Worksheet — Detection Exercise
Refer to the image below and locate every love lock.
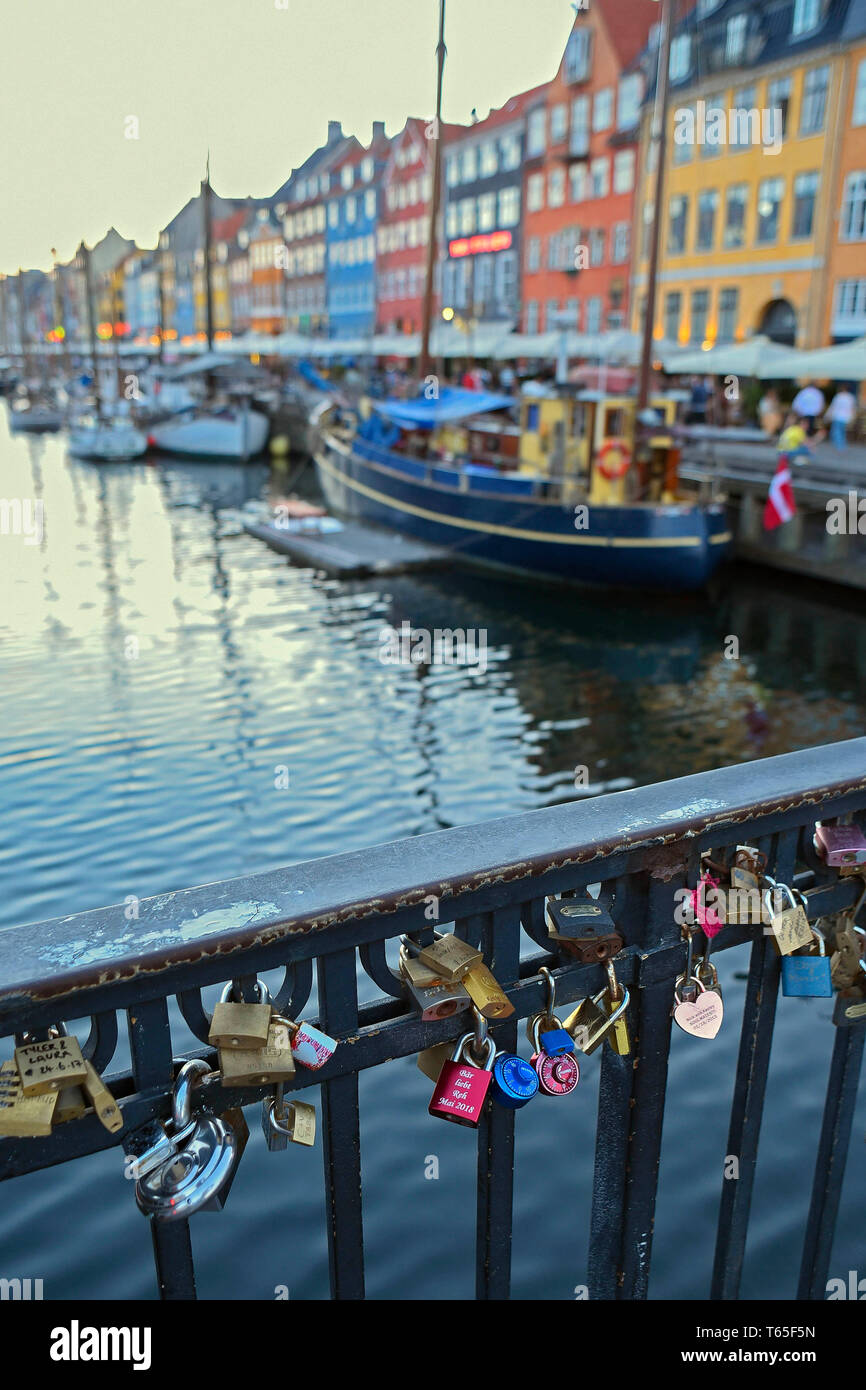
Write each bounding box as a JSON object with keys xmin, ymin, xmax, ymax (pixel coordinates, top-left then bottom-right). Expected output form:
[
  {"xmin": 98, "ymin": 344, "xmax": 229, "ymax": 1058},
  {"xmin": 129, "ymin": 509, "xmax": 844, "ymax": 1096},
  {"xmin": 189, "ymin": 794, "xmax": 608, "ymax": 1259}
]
[{"xmin": 135, "ymin": 1059, "xmax": 246, "ymax": 1221}]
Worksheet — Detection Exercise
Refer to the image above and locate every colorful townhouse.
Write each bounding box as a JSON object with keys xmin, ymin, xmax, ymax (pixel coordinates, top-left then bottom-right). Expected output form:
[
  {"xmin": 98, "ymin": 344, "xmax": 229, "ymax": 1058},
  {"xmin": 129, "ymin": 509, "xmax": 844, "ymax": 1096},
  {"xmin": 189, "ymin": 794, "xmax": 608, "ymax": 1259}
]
[
  {"xmin": 159, "ymin": 185, "xmax": 242, "ymax": 343},
  {"xmin": 281, "ymin": 121, "xmax": 354, "ymax": 336},
  {"xmin": 247, "ymin": 208, "xmax": 287, "ymax": 336},
  {"xmin": 631, "ymin": 0, "xmax": 859, "ymax": 351},
  {"xmin": 325, "ymin": 123, "xmax": 391, "ymax": 340},
  {"xmin": 123, "ymin": 248, "xmax": 161, "ymax": 344},
  {"xmin": 825, "ymin": 0, "xmax": 866, "ymax": 342},
  {"xmin": 376, "ymin": 115, "xmax": 464, "ymax": 337},
  {"xmin": 521, "ymin": 0, "xmax": 659, "ymax": 338},
  {"xmin": 441, "ymin": 88, "xmax": 542, "ymax": 328},
  {"xmin": 227, "ymin": 230, "xmax": 252, "ymax": 337}
]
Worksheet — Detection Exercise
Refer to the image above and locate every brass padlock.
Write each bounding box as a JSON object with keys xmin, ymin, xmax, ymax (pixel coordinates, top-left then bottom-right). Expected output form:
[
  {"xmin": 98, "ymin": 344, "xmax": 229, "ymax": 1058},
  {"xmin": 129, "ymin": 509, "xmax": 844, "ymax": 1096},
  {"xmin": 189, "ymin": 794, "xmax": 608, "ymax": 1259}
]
[
  {"xmin": 399, "ymin": 941, "xmax": 472, "ymax": 1021},
  {"xmin": 416, "ymin": 1040, "xmax": 455, "ymax": 1083},
  {"xmin": 830, "ymin": 915, "xmax": 866, "ymax": 989},
  {"xmin": 0, "ymin": 1061, "xmax": 58, "ymax": 1136},
  {"xmin": 14, "ymin": 1035, "xmax": 89, "ymax": 1095},
  {"xmin": 603, "ymin": 959, "xmax": 631, "ymax": 1056},
  {"xmin": 417, "ymin": 933, "xmax": 482, "ymax": 982},
  {"xmin": 268, "ymin": 1097, "xmax": 316, "ymax": 1148},
  {"xmin": 763, "ymin": 883, "xmax": 813, "ymax": 956},
  {"xmin": 460, "ymin": 960, "xmax": 515, "ymax": 1019},
  {"xmin": 219, "ymin": 1016, "xmax": 296, "ymax": 1086},
  {"xmin": 54, "ymin": 1085, "xmax": 88, "ymax": 1124},
  {"xmin": 82, "ymin": 1060, "xmax": 123, "ymax": 1133},
  {"xmin": 209, "ymin": 980, "xmax": 272, "ymax": 1050},
  {"xmin": 563, "ymin": 987, "xmax": 630, "ymax": 1055},
  {"xmin": 833, "ymin": 983, "xmax": 866, "ymax": 1027}
]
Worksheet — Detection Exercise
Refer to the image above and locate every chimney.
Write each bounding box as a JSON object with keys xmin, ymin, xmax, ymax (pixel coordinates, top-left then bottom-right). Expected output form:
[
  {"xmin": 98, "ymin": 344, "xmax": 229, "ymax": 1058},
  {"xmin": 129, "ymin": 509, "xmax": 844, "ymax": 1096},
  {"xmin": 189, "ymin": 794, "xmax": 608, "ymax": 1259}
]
[
  {"xmin": 327, "ymin": 120, "xmax": 343, "ymax": 144},
  {"xmin": 372, "ymin": 120, "xmax": 386, "ymax": 142}
]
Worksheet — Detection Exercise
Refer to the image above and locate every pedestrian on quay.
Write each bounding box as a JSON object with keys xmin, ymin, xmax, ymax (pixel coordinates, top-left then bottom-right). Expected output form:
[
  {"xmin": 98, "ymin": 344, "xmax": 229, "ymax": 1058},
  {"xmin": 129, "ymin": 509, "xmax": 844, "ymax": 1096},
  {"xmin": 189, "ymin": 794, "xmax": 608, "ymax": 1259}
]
[
  {"xmin": 778, "ymin": 411, "xmax": 813, "ymax": 466},
  {"xmin": 824, "ymin": 384, "xmax": 857, "ymax": 450},
  {"xmin": 791, "ymin": 381, "xmax": 825, "ymax": 438},
  {"xmin": 758, "ymin": 387, "xmax": 783, "ymax": 438}
]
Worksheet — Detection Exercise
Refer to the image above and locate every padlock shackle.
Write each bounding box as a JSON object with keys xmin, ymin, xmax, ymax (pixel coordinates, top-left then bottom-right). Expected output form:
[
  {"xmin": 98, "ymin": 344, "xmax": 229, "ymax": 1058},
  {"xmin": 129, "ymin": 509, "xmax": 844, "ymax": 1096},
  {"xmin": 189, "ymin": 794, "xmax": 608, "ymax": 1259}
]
[
  {"xmin": 220, "ymin": 979, "xmax": 271, "ymax": 1006},
  {"xmin": 455, "ymin": 1031, "xmax": 496, "ymax": 1072},
  {"xmin": 170, "ymin": 1058, "xmax": 210, "ymax": 1131}
]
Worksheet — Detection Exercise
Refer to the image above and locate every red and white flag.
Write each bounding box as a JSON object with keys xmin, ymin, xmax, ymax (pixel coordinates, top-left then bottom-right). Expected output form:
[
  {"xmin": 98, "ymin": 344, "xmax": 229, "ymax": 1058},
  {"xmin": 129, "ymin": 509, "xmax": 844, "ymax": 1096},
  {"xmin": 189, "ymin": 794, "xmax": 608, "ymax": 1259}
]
[{"xmin": 763, "ymin": 454, "xmax": 796, "ymax": 530}]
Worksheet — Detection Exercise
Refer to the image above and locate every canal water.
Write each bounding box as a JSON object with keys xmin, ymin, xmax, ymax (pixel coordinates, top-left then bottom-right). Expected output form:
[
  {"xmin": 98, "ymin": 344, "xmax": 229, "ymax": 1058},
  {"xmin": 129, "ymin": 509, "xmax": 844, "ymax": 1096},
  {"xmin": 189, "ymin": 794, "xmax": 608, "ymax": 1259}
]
[{"xmin": 1, "ymin": 415, "xmax": 864, "ymax": 1300}]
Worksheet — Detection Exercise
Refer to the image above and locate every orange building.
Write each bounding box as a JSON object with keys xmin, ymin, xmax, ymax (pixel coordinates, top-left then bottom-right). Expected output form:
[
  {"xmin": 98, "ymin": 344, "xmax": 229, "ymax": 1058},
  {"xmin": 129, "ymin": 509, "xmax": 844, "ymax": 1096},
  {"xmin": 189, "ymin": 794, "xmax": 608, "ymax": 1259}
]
[
  {"xmin": 825, "ymin": 20, "xmax": 866, "ymax": 343},
  {"xmin": 249, "ymin": 209, "xmax": 287, "ymax": 336},
  {"xmin": 520, "ymin": 0, "xmax": 659, "ymax": 337}
]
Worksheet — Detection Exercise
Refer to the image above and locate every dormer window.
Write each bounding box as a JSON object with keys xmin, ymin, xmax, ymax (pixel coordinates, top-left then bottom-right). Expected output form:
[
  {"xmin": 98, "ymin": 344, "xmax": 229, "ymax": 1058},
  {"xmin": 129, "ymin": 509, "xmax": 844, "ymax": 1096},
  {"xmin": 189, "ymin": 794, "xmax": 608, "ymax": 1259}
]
[
  {"xmin": 725, "ymin": 13, "xmax": 747, "ymax": 64},
  {"xmin": 792, "ymin": 0, "xmax": 821, "ymax": 38},
  {"xmin": 669, "ymin": 35, "xmax": 691, "ymax": 81},
  {"xmin": 696, "ymin": 0, "xmax": 722, "ymax": 14},
  {"xmin": 341, "ymin": 165, "xmax": 354, "ymax": 190},
  {"xmin": 564, "ymin": 29, "xmax": 592, "ymax": 83}
]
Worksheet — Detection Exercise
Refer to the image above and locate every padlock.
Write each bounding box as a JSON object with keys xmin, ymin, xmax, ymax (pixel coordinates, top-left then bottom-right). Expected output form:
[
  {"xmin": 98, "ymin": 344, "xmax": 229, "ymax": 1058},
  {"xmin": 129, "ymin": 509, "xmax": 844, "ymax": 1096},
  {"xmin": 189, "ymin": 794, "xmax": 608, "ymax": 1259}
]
[
  {"xmin": 491, "ymin": 1052, "xmax": 539, "ymax": 1109},
  {"xmin": 54, "ymin": 1085, "xmax": 88, "ymax": 1124},
  {"xmin": 417, "ymin": 932, "xmax": 482, "ymax": 982},
  {"xmin": 82, "ymin": 1060, "xmax": 123, "ymax": 1133},
  {"xmin": 267, "ymin": 1098, "xmax": 316, "ymax": 1148},
  {"xmin": 830, "ymin": 916, "xmax": 866, "ymax": 989},
  {"xmin": 208, "ymin": 980, "xmax": 272, "ymax": 1050},
  {"xmin": 0, "ymin": 1060, "xmax": 57, "ymax": 1136},
  {"xmin": 545, "ymin": 897, "xmax": 624, "ymax": 963},
  {"xmin": 563, "ymin": 987, "xmax": 630, "ymax": 1055},
  {"xmin": 781, "ymin": 927, "xmax": 833, "ymax": 997},
  {"xmin": 529, "ymin": 1017, "xmax": 580, "ymax": 1097},
  {"xmin": 603, "ymin": 959, "xmax": 631, "ymax": 1055},
  {"xmin": 763, "ymin": 882, "xmax": 813, "ymax": 956},
  {"xmin": 460, "ymin": 960, "xmax": 515, "ymax": 1019},
  {"xmin": 135, "ymin": 1060, "xmax": 243, "ymax": 1220},
  {"xmin": 814, "ymin": 823, "xmax": 866, "ymax": 866},
  {"xmin": 832, "ymin": 984, "xmax": 866, "ymax": 1027},
  {"xmin": 399, "ymin": 941, "xmax": 472, "ymax": 1021},
  {"xmin": 124, "ymin": 1115, "xmax": 197, "ymax": 1181},
  {"xmin": 289, "ymin": 1020, "xmax": 338, "ymax": 1070},
  {"xmin": 14, "ymin": 1035, "xmax": 89, "ymax": 1095},
  {"xmin": 428, "ymin": 1032, "xmax": 496, "ymax": 1127},
  {"xmin": 416, "ymin": 1040, "xmax": 455, "ymax": 1083},
  {"xmin": 220, "ymin": 1016, "xmax": 296, "ymax": 1086},
  {"xmin": 672, "ymin": 975, "xmax": 723, "ymax": 1039}
]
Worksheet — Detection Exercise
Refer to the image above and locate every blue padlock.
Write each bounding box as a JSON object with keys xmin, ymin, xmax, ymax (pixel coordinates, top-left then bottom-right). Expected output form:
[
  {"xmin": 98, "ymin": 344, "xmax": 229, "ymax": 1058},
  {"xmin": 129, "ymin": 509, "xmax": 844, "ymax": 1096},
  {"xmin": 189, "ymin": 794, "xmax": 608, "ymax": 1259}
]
[
  {"xmin": 781, "ymin": 928, "xmax": 833, "ymax": 997},
  {"xmin": 539, "ymin": 1021, "xmax": 575, "ymax": 1056},
  {"xmin": 491, "ymin": 1052, "xmax": 539, "ymax": 1108}
]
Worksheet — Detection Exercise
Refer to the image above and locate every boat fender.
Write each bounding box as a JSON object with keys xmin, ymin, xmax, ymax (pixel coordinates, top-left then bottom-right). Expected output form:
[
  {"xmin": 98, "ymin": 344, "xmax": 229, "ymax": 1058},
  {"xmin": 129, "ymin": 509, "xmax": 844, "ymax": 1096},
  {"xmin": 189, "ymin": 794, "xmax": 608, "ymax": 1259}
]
[{"xmin": 597, "ymin": 438, "xmax": 631, "ymax": 480}]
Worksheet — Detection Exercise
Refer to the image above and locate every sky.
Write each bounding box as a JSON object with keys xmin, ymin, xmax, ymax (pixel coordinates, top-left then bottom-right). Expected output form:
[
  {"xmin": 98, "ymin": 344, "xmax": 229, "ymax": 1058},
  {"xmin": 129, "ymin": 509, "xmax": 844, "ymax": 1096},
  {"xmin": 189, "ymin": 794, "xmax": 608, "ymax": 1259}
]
[{"xmin": 0, "ymin": 0, "xmax": 577, "ymax": 274}]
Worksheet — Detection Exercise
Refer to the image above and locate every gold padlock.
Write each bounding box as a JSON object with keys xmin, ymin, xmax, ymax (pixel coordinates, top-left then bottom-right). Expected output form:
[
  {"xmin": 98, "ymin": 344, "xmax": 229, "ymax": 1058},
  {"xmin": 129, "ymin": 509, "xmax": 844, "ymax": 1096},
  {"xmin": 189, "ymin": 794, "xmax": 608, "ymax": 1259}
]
[
  {"xmin": 603, "ymin": 959, "xmax": 631, "ymax": 1056},
  {"xmin": 209, "ymin": 981, "xmax": 272, "ymax": 1049},
  {"xmin": 283, "ymin": 1100, "xmax": 316, "ymax": 1147},
  {"xmin": 763, "ymin": 883, "xmax": 813, "ymax": 956},
  {"xmin": 562, "ymin": 994, "xmax": 609, "ymax": 1054},
  {"xmin": 460, "ymin": 960, "xmax": 515, "ymax": 1019},
  {"xmin": 82, "ymin": 1060, "xmax": 123, "ymax": 1133},
  {"xmin": 219, "ymin": 1017, "xmax": 296, "ymax": 1086},
  {"xmin": 417, "ymin": 933, "xmax": 482, "ymax": 982},
  {"xmin": 14, "ymin": 1036, "xmax": 89, "ymax": 1095},
  {"xmin": 416, "ymin": 1040, "xmax": 454, "ymax": 1083},
  {"xmin": 0, "ymin": 1061, "xmax": 58, "ymax": 1136},
  {"xmin": 54, "ymin": 1085, "xmax": 88, "ymax": 1124}
]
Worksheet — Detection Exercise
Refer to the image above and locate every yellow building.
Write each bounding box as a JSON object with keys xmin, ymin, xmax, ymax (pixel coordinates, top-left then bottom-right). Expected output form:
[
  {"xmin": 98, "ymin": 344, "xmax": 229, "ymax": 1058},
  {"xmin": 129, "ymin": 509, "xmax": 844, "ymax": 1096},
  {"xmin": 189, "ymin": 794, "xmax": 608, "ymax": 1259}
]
[{"xmin": 631, "ymin": 0, "xmax": 860, "ymax": 351}]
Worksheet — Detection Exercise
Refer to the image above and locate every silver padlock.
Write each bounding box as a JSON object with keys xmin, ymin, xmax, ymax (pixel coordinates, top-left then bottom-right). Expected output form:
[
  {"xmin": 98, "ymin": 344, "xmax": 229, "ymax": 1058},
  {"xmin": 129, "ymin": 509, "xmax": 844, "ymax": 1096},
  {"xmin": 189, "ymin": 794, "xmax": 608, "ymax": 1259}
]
[
  {"xmin": 124, "ymin": 1115, "xmax": 197, "ymax": 1181},
  {"xmin": 135, "ymin": 1060, "xmax": 244, "ymax": 1221},
  {"xmin": 398, "ymin": 938, "xmax": 472, "ymax": 1021}
]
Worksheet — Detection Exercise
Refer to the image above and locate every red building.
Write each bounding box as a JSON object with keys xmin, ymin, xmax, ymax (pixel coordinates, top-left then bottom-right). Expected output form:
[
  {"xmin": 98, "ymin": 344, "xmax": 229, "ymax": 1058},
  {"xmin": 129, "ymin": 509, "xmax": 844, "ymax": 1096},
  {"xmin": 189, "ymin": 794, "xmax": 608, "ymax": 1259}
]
[
  {"xmin": 376, "ymin": 116, "xmax": 464, "ymax": 338},
  {"xmin": 520, "ymin": 0, "xmax": 658, "ymax": 338}
]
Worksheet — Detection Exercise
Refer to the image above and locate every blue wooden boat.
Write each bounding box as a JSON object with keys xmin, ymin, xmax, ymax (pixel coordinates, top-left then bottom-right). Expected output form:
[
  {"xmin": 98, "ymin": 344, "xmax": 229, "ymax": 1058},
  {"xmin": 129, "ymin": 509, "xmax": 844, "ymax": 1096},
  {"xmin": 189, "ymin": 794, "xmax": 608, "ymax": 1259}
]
[{"xmin": 313, "ymin": 388, "xmax": 730, "ymax": 591}]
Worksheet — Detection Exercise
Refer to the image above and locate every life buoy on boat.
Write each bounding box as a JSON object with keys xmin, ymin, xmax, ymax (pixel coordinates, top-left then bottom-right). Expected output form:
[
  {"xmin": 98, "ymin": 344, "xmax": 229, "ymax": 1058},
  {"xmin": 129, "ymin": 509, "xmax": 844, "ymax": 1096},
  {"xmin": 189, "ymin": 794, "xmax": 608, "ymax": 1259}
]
[{"xmin": 597, "ymin": 438, "xmax": 631, "ymax": 480}]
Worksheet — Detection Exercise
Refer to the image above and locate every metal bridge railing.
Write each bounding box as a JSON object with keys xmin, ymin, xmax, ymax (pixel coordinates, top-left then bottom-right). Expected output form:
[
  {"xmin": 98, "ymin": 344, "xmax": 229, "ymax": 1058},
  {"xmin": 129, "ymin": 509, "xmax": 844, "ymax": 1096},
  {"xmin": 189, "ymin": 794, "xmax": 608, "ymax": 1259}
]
[{"xmin": 1, "ymin": 738, "xmax": 864, "ymax": 1300}]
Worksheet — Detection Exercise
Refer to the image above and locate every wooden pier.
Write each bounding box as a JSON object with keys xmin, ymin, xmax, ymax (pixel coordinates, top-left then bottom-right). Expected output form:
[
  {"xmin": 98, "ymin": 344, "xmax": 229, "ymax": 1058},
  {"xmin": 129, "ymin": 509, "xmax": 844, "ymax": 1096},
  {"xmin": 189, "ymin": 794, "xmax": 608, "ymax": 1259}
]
[{"xmin": 243, "ymin": 515, "xmax": 449, "ymax": 579}]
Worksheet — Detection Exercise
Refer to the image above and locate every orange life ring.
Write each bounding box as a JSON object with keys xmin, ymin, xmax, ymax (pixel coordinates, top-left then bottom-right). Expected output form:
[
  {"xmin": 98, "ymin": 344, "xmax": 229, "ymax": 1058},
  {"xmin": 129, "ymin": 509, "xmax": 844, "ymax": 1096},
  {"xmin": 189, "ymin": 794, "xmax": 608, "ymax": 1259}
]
[{"xmin": 597, "ymin": 438, "xmax": 631, "ymax": 480}]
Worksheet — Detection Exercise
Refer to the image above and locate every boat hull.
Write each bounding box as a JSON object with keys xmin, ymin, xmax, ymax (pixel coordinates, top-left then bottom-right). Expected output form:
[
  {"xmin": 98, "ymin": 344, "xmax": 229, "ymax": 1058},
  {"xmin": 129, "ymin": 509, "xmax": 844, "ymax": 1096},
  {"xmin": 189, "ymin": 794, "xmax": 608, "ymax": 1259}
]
[
  {"xmin": 314, "ymin": 431, "xmax": 731, "ymax": 591},
  {"xmin": 9, "ymin": 410, "xmax": 63, "ymax": 433},
  {"xmin": 67, "ymin": 425, "xmax": 148, "ymax": 461},
  {"xmin": 149, "ymin": 409, "xmax": 269, "ymax": 460}
]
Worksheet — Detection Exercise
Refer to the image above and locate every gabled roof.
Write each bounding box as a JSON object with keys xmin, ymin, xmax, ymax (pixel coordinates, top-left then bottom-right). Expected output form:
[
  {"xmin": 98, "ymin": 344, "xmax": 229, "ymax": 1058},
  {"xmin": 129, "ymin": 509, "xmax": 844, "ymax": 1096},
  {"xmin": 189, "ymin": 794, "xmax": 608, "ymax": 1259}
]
[
  {"xmin": 449, "ymin": 82, "xmax": 549, "ymax": 143},
  {"xmin": 593, "ymin": 0, "xmax": 663, "ymax": 68}
]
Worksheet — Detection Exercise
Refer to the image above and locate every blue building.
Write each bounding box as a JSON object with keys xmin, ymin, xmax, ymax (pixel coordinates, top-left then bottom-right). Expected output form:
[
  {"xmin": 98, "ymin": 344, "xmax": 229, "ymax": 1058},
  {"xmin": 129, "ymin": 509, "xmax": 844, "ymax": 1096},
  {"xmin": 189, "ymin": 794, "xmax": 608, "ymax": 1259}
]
[{"xmin": 325, "ymin": 125, "xmax": 390, "ymax": 340}]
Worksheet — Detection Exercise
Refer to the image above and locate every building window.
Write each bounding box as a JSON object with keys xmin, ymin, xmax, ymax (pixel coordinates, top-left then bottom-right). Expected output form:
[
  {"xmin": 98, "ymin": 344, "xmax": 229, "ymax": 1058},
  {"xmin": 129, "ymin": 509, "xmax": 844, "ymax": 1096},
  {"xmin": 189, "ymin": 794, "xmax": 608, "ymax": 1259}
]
[
  {"xmin": 696, "ymin": 189, "xmax": 718, "ymax": 250},
  {"xmin": 669, "ymin": 35, "xmax": 691, "ymax": 82},
  {"xmin": 458, "ymin": 197, "xmax": 476, "ymax": 235},
  {"xmin": 841, "ymin": 172, "xmax": 866, "ymax": 240},
  {"xmin": 527, "ymin": 172, "xmax": 545, "ymax": 212},
  {"xmin": 613, "ymin": 149, "xmax": 635, "ymax": 194},
  {"xmin": 446, "ymin": 156, "xmax": 460, "ymax": 187},
  {"xmin": 446, "ymin": 204, "xmax": 458, "ymax": 237},
  {"xmin": 361, "ymin": 157, "xmax": 374, "ymax": 182},
  {"xmin": 673, "ymin": 104, "xmax": 694, "ymax": 163},
  {"xmin": 480, "ymin": 141, "xmax": 498, "ymax": 176},
  {"xmin": 729, "ymin": 88, "xmax": 758, "ymax": 148},
  {"xmin": 462, "ymin": 146, "xmax": 478, "ymax": 182},
  {"xmin": 475, "ymin": 255, "xmax": 495, "ymax": 307},
  {"xmin": 478, "ymin": 191, "xmax": 496, "ymax": 231},
  {"xmin": 525, "ymin": 300, "xmax": 539, "ymax": 333},
  {"xmin": 612, "ymin": 222, "xmax": 630, "ymax": 263},
  {"xmin": 854, "ymin": 59, "xmax": 866, "ymax": 126},
  {"xmin": 328, "ymin": 202, "xmax": 338, "ymax": 228},
  {"xmin": 592, "ymin": 88, "xmax": 613, "ymax": 132},
  {"xmin": 550, "ymin": 104, "xmax": 568, "ymax": 142},
  {"xmin": 641, "ymin": 201, "xmax": 653, "ymax": 260},
  {"xmin": 548, "ymin": 168, "xmax": 565, "ymax": 208},
  {"xmin": 527, "ymin": 236, "xmax": 541, "ymax": 272},
  {"xmin": 589, "ymin": 228, "xmax": 605, "ymax": 266},
  {"xmin": 341, "ymin": 165, "xmax": 354, "ymax": 189},
  {"xmin": 345, "ymin": 196, "xmax": 356, "ymax": 225},
  {"xmin": 800, "ymin": 66, "xmax": 829, "ymax": 135},
  {"xmin": 690, "ymin": 289, "xmax": 710, "ymax": 344},
  {"xmin": 617, "ymin": 74, "xmax": 642, "ymax": 130},
  {"xmin": 664, "ymin": 291, "xmax": 682, "ymax": 342},
  {"xmin": 365, "ymin": 190, "xmax": 376, "ymax": 219},
  {"xmin": 791, "ymin": 171, "xmax": 818, "ymax": 238},
  {"xmin": 833, "ymin": 278, "xmax": 866, "ymax": 329},
  {"xmin": 792, "ymin": 0, "xmax": 821, "ymax": 38},
  {"xmin": 498, "ymin": 185, "xmax": 520, "ymax": 226},
  {"xmin": 565, "ymin": 29, "xmax": 592, "ymax": 83},
  {"xmin": 527, "ymin": 108, "xmax": 546, "ymax": 156},
  {"xmin": 725, "ymin": 14, "xmax": 747, "ymax": 65},
  {"xmin": 586, "ymin": 296, "xmax": 602, "ymax": 334},
  {"xmin": 569, "ymin": 161, "xmax": 588, "ymax": 202},
  {"xmin": 716, "ymin": 288, "xmax": 738, "ymax": 342},
  {"xmin": 667, "ymin": 194, "xmax": 689, "ymax": 254},
  {"xmin": 590, "ymin": 157, "xmax": 609, "ymax": 198},
  {"xmin": 701, "ymin": 95, "xmax": 725, "ymax": 157},
  {"xmin": 545, "ymin": 299, "xmax": 559, "ymax": 331},
  {"xmin": 500, "ymin": 134, "xmax": 521, "ymax": 170},
  {"xmin": 767, "ymin": 76, "xmax": 791, "ymax": 137},
  {"xmin": 756, "ymin": 177, "xmax": 784, "ymax": 242},
  {"xmin": 724, "ymin": 183, "xmax": 749, "ymax": 247}
]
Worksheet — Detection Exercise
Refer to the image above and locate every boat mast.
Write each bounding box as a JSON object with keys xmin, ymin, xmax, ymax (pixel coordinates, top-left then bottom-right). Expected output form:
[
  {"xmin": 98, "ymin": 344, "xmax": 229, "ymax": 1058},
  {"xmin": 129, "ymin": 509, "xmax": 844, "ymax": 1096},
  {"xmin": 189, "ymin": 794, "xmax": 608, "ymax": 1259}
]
[
  {"xmin": 636, "ymin": 0, "xmax": 674, "ymax": 413},
  {"xmin": 203, "ymin": 154, "xmax": 215, "ymax": 354},
  {"xmin": 16, "ymin": 268, "xmax": 30, "ymax": 382},
  {"xmin": 79, "ymin": 241, "xmax": 103, "ymax": 417},
  {"xmin": 419, "ymin": 0, "xmax": 446, "ymax": 382},
  {"xmin": 157, "ymin": 250, "xmax": 167, "ymax": 364}
]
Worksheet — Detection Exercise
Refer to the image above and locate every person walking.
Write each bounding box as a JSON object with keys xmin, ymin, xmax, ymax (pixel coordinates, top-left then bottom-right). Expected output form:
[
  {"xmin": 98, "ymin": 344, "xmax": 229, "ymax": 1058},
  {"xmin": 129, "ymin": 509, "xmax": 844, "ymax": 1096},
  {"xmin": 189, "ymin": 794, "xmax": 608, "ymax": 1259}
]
[
  {"xmin": 791, "ymin": 382, "xmax": 825, "ymax": 437},
  {"xmin": 824, "ymin": 385, "xmax": 857, "ymax": 449}
]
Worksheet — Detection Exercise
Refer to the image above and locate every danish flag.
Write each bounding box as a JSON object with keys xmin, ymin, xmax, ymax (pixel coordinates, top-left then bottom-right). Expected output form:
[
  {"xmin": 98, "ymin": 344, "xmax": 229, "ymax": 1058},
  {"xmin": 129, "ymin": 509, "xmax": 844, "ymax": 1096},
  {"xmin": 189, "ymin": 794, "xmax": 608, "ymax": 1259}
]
[{"xmin": 763, "ymin": 455, "xmax": 796, "ymax": 530}]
